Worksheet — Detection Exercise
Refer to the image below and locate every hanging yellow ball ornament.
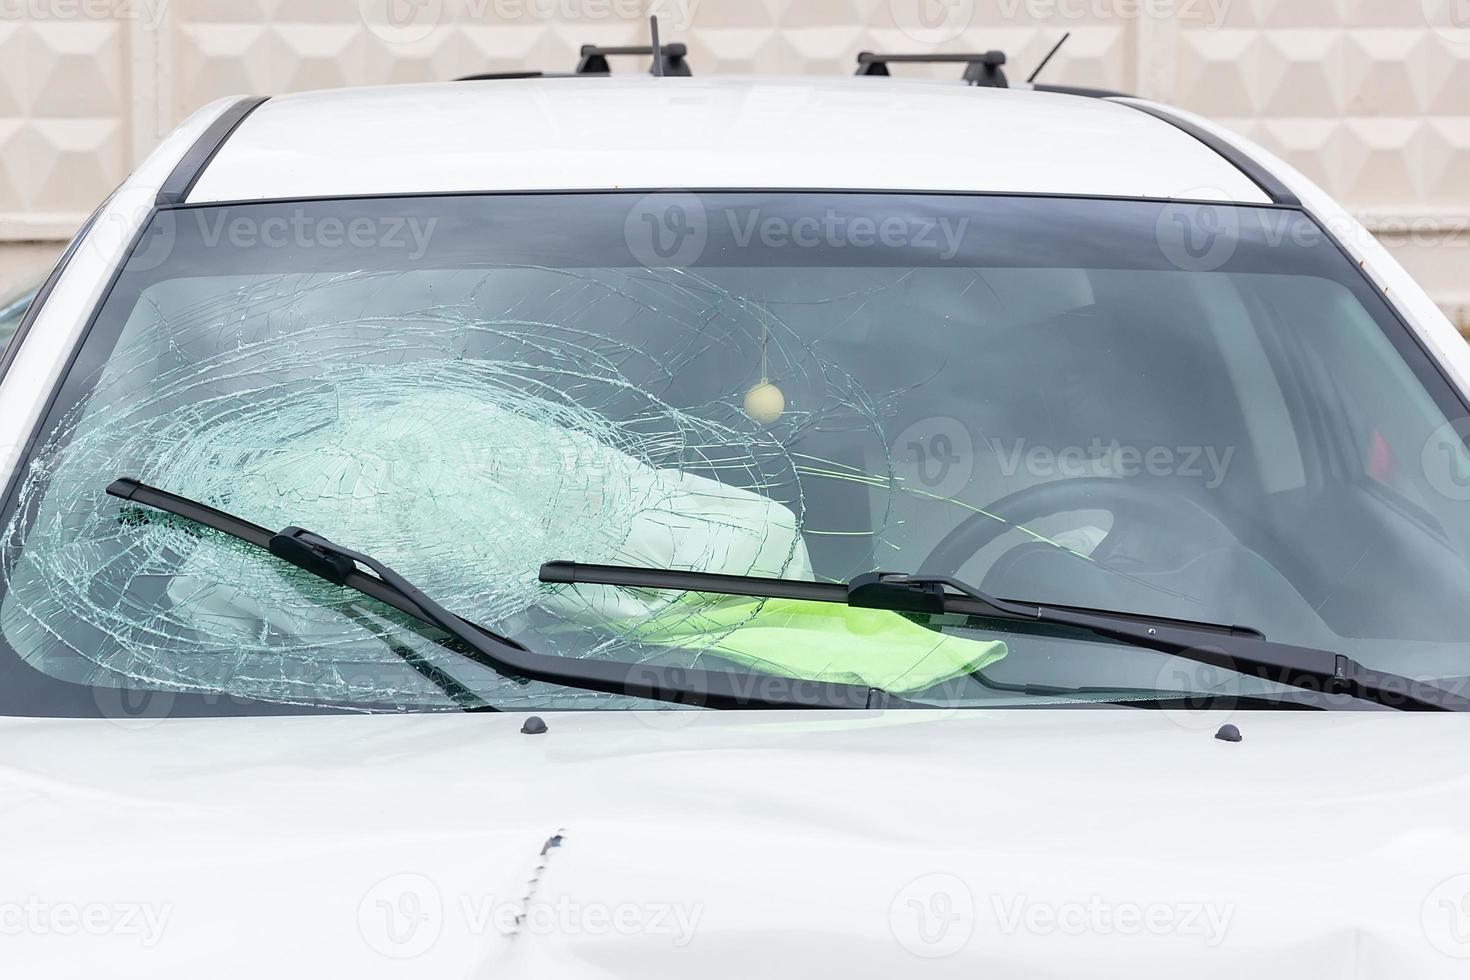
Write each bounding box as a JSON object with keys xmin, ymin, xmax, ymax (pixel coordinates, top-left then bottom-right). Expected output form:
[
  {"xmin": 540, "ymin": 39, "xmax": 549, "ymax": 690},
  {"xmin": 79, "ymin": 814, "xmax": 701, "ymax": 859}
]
[{"xmin": 743, "ymin": 381, "xmax": 785, "ymax": 425}]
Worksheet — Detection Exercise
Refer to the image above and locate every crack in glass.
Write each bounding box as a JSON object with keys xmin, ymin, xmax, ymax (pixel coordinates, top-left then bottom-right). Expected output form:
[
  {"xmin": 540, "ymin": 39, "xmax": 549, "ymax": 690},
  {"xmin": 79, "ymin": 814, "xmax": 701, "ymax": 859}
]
[{"xmin": 0, "ymin": 264, "xmax": 1002, "ymax": 709}]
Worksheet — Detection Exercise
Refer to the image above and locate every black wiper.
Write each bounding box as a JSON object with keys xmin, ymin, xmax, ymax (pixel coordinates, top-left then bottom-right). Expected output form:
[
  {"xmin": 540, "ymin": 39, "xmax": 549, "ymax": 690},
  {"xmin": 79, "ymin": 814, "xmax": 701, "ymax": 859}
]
[
  {"xmin": 540, "ymin": 561, "xmax": 1470, "ymax": 712},
  {"xmin": 106, "ymin": 478, "xmax": 913, "ymax": 711}
]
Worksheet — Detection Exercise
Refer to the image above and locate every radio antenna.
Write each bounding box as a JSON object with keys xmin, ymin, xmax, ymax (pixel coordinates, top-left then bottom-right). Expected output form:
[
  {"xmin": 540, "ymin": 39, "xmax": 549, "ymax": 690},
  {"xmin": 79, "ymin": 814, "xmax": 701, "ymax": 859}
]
[
  {"xmin": 1026, "ymin": 32, "xmax": 1071, "ymax": 84},
  {"xmin": 649, "ymin": 15, "xmax": 664, "ymax": 77}
]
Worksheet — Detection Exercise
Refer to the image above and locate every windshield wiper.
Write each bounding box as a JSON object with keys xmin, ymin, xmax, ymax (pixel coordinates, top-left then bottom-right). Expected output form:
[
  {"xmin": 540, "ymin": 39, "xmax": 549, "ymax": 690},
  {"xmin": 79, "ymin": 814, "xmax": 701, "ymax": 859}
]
[
  {"xmin": 106, "ymin": 478, "xmax": 915, "ymax": 711},
  {"xmin": 540, "ymin": 561, "xmax": 1470, "ymax": 712}
]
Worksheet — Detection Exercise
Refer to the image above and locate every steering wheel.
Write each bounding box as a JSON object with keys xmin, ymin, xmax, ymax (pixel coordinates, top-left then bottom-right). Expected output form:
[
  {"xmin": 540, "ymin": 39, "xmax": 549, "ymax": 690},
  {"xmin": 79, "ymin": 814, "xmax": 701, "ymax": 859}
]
[{"xmin": 920, "ymin": 477, "xmax": 1240, "ymax": 578}]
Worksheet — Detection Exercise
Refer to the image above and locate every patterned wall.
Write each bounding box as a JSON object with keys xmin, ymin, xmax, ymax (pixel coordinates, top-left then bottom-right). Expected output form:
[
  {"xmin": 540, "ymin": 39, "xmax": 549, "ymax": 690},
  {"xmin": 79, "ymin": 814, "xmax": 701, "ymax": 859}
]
[{"xmin": 1, "ymin": 0, "xmax": 1466, "ymax": 325}]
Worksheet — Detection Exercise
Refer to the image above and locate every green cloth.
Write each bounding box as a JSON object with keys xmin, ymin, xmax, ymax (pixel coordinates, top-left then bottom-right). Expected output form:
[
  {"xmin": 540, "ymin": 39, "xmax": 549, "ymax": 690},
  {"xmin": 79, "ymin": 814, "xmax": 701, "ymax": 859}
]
[{"xmin": 616, "ymin": 594, "xmax": 1007, "ymax": 695}]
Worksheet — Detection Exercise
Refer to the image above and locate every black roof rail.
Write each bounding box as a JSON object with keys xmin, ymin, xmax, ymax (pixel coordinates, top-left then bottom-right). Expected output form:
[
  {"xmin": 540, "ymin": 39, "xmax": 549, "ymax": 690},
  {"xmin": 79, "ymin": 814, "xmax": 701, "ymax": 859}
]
[
  {"xmin": 156, "ymin": 95, "xmax": 269, "ymax": 205},
  {"xmin": 856, "ymin": 51, "xmax": 1008, "ymax": 87},
  {"xmin": 456, "ymin": 70, "xmax": 589, "ymax": 81},
  {"xmin": 1032, "ymin": 83, "xmax": 1131, "ymax": 99},
  {"xmin": 576, "ymin": 42, "xmax": 690, "ymax": 76}
]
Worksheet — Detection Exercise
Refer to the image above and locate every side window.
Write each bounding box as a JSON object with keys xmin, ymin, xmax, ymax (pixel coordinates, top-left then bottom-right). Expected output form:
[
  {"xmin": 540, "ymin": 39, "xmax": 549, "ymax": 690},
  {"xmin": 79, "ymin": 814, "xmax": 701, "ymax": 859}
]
[{"xmin": 1262, "ymin": 274, "xmax": 1456, "ymax": 510}]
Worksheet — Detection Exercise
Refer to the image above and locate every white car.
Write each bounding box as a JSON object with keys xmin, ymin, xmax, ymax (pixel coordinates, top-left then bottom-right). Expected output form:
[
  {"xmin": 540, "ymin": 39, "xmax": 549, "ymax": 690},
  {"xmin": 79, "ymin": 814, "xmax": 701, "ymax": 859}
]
[{"xmin": 3, "ymin": 53, "xmax": 1470, "ymax": 978}]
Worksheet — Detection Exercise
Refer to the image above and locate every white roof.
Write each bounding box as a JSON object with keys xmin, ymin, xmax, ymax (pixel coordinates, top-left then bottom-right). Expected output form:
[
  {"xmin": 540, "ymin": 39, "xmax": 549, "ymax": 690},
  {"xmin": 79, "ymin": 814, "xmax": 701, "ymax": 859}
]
[{"xmin": 187, "ymin": 76, "xmax": 1270, "ymax": 205}]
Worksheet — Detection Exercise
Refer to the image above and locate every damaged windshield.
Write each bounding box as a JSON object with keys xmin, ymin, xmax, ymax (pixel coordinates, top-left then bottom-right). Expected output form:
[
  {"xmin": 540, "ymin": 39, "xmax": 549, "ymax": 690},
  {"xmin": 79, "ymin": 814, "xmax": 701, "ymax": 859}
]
[{"xmin": 2, "ymin": 192, "xmax": 1469, "ymax": 716}]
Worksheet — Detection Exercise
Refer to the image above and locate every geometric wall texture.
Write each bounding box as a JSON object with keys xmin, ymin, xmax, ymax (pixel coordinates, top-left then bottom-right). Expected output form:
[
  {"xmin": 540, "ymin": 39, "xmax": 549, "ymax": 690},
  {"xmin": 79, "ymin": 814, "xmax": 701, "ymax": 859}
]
[{"xmin": 2, "ymin": 0, "xmax": 1466, "ymax": 325}]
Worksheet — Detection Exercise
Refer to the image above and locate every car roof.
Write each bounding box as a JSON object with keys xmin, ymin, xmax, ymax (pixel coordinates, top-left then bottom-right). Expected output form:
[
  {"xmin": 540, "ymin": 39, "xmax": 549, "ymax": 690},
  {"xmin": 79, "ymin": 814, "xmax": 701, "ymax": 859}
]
[{"xmin": 185, "ymin": 76, "xmax": 1272, "ymax": 206}]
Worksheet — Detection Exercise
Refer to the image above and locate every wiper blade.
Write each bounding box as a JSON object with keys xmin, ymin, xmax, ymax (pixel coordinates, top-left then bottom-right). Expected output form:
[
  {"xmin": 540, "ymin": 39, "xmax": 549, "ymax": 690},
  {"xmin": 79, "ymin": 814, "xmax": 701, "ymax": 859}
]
[
  {"xmin": 106, "ymin": 478, "xmax": 912, "ymax": 711},
  {"xmin": 540, "ymin": 561, "xmax": 1470, "ymax": 712}
]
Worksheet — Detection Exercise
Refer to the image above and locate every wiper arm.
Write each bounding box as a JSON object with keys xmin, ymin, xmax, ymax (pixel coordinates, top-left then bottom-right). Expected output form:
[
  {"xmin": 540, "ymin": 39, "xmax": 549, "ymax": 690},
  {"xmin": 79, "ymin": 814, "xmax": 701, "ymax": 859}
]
[
  {"xmin": 540, "ymin": 561, "xmax": 1469, "ymax": 712},
  {"xmin": 106, "ymin": 478, "xmax": 912, "ymax": 711}
]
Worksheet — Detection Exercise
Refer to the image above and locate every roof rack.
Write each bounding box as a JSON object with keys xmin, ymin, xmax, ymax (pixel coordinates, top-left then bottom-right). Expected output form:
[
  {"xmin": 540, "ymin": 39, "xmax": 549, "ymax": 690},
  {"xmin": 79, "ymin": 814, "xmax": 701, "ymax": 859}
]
[
  {"xmin": 576, "ymin": 42, "xmax": 690, "ymax": 76},
  {"xmin": 856, "ymin": 51, "xmax": 1008, "ymax": 87},
  {"xmin": 456, "ymin": 39, "xmax": 692, "ymax": 82}
]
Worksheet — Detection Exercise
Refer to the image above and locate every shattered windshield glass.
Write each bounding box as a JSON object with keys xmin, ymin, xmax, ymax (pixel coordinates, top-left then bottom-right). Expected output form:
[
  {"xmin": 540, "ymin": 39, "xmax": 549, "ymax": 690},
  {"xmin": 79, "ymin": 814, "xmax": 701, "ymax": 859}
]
[{"xmin": 3, "ymin": 193, "xmax": 1469, "ymax": 716}]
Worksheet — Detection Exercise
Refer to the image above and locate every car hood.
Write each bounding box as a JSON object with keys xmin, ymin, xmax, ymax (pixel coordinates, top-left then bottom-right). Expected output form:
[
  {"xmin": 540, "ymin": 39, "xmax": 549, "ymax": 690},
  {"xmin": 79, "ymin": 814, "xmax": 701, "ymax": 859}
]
[{"xmin": 2, "ymin": 708, "xmax": 1469, "ymax": 977}]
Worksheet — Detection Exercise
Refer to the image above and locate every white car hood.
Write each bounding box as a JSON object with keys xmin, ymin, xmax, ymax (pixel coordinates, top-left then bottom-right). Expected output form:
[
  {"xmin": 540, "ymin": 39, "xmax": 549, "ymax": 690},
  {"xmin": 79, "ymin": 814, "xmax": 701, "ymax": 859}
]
[{"xmin": 3, "ymin": 708, "xmax": 1469, "ymax": 977}]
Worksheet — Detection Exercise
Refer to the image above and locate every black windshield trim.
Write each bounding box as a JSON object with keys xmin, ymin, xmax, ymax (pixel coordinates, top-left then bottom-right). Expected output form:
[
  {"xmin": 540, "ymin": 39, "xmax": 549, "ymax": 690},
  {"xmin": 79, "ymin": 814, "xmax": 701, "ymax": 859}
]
[{"xmin": 165, "ymin": 186, "xmax": 1307, "ymax": 214}]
